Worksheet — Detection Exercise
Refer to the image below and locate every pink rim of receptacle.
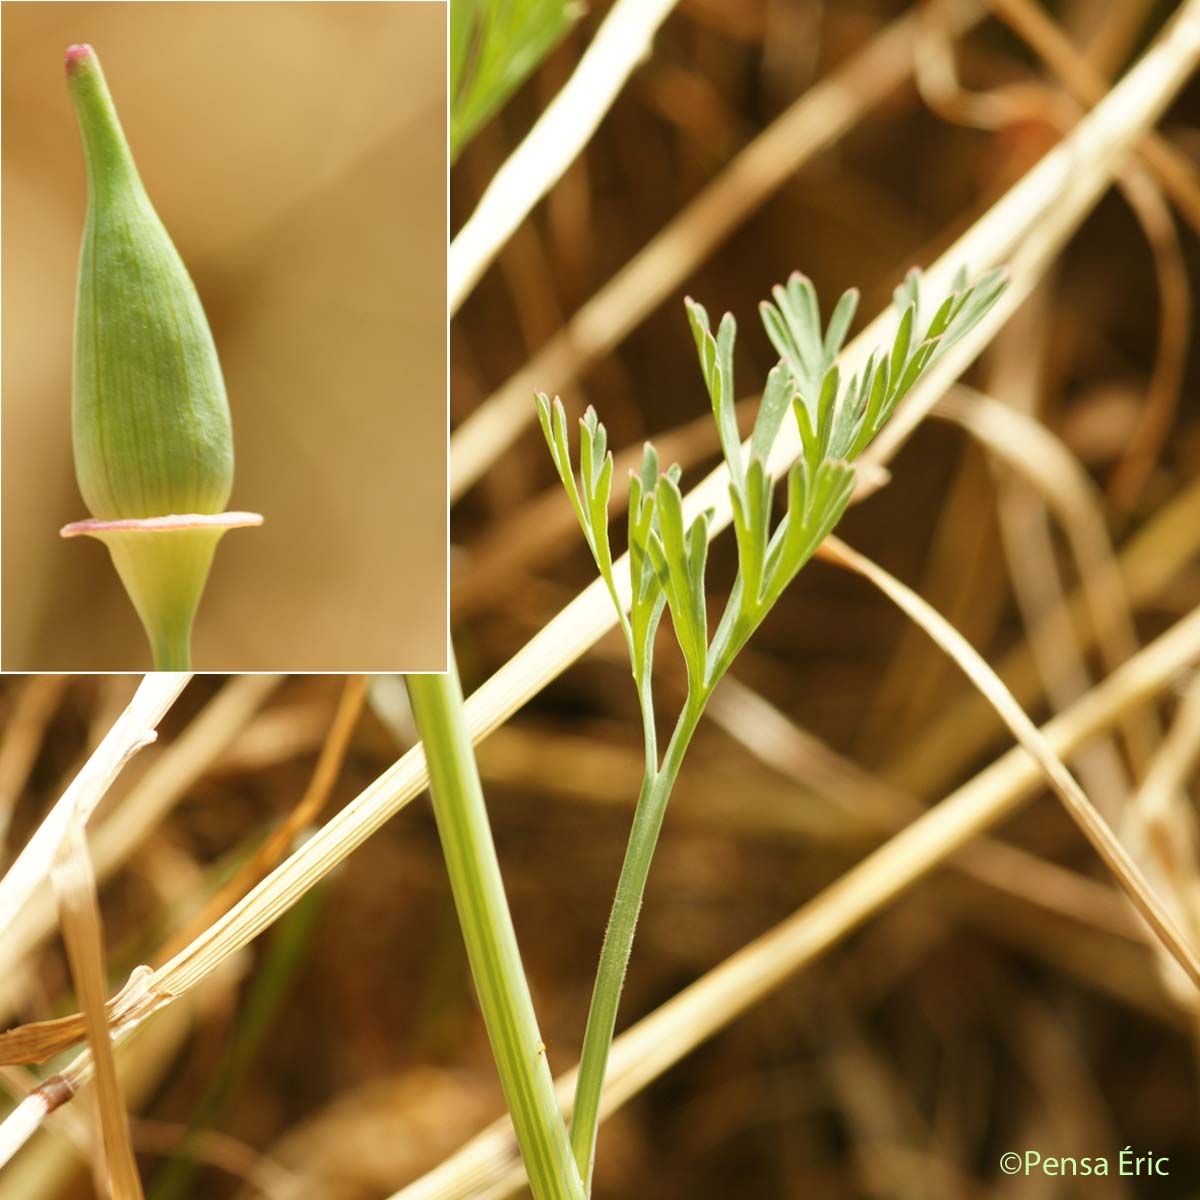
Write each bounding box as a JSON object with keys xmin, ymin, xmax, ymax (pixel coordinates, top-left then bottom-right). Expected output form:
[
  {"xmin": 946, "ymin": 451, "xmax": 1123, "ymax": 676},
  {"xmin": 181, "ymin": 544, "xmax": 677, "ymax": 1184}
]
[{"xmin": 60, "ymin": 512, "xmax": 264, "ymax": 539}]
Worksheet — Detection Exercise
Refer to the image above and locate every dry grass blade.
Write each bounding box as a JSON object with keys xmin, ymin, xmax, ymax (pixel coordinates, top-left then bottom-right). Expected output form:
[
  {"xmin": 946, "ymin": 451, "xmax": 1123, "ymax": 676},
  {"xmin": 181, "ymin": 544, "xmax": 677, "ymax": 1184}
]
[
  {"xmin": 210, "ymin": 699, "xmax": 338, "ymax": 774},
  {"xmin": 0, "ymin": 1014, "xmax": 91, "ymax": 1066},
  {"xmin": 984, "ymin": 0, "xmax": 1200, "ymax": 233},
  {"xmin": 0, "ymin": 1065, "xmax": 92, "ymax": 1158},
  {"xmin": 1105, "ymin": 164, "xmax": 1192, "ymax": 510},
  {"xmin": 1134, "ymin": 678, "xmax": 1200, "ymax": 841},
  {"xmin": 937, "ymin": 383, "xmax": 1158, "ymax": 770},
  {"xmin": 0, "ymin": 674, "xmax": 189, "ymax": 947},
  {"xmin": 1126, "ymin": 675, "xmax": 1200, "ymax": 993},
  {"xmin": 887, "ymin": 475, "xmax": 1200, "ymax": 797},
  {"xmin": 51, "ymin": 818, "xmax": 143, "ymax": 1199},
  {"xmin": 0, "ymin": 1092, "xmax": 54, "ymax": 1172},
  {"xmin": 154, "ymin": 675, "xmax": 366, "ymax": 964},
  {"xmin": 1086, "ymin": 0, "xmax": 1159, "ymax": 74},
  {"xmin": 0, "ymin": 676, "xmax": 69, "ymax": 850},
  {"xmin": 982, "ymin": 304, "xmax": 1133, "ymax": 814},
  {"xmin": 819, "ymin": 536, "xmax": 1200, "ymax": 992},
  {"xmin": 936, "ymin": 385, "xmax": 1139, "ymax": 670},
  {"xmin": 449, "ymin": 0, "xmax": 682, "ymax": 314},
  {"xmin": 391, "ymin": 608, "xmax": 1200, "ymax": 1200},
  {"xmin": 916, "ymin": 0, "xmax": 1044, "ymax": 129},
  {"xmin": 90, "ymin": 674, "xmax": 284, "ymax": 881}
]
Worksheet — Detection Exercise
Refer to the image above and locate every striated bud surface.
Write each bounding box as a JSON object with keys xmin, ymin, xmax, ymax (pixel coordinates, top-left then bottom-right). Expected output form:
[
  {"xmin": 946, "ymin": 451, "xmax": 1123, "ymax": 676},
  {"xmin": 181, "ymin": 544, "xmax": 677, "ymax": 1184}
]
[{"xmin": 67, "ymin": 43, "xmax": 233, "ymax": 521}]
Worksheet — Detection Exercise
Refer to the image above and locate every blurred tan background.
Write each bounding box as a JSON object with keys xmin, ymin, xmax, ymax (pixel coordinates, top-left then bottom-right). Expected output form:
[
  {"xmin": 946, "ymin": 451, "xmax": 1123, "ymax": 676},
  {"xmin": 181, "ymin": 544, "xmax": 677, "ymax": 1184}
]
[{"xmin": 2, "ymin": 1, "xmax": 446, "ymax": 671}]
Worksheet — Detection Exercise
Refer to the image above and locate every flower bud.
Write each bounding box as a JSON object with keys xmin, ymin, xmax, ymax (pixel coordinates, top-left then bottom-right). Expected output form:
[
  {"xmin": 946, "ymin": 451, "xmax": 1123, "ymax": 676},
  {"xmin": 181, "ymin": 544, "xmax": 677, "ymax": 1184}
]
[
  {"xmin": 61, "ymin": 45, "xmax": 261, "ymax": 669},
  {"xmin": 66, "ymin": 42, "xmax": 233, "ymax": 520}
]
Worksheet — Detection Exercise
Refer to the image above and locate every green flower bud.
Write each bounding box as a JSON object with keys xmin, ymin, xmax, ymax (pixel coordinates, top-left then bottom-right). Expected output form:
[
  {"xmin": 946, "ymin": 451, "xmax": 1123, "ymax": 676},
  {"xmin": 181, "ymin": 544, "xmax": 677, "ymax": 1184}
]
[
  {"xmin": 61, "ymin": 44, "xmax": 261, "ymax": 669},
  {"xmin": 67, "ymin": 42, "xmax": 232, "ymax": 520}
]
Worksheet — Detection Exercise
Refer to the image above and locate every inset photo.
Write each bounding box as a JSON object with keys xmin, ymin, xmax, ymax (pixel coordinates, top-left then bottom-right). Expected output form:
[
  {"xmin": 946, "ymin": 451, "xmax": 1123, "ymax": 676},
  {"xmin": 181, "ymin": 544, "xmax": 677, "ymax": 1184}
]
[{"xmin": 2, "ymin": 1, "xmax": 447, "ymax": 671}]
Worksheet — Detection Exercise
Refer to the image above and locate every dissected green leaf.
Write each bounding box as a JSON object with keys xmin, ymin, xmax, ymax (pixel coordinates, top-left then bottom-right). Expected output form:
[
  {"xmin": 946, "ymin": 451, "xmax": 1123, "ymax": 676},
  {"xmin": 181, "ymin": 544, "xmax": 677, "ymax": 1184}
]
[
  {"xmin": 535, "ymin": 394, "xmax": 630, "ymax": 657},
  {"xmin": 540, "ymin": 264, "xmax": 1007, "ymax": 706},
  {"xmin": 627, "ymin": 451, "xmax": 668, "ymax": 689},
  {"xmin": 749, "ymin": 363, "xmax": 793, "ymax": 466},
  {"xmin": 652, "ymin": 476, "xmax": 708, "ymax": 687},
  {"xmin": 730, "ymin": 458, "xmax": 771, "ymax": 612},
  {"xmin": 535, "ymin": 393, "xmax": 588, "ymax": 543},
  {"xmin": 822, "ymin": 287, "xmax": 859, "ymax": 362},
  {"xmin": 767, "ymin": 267, "xmax": 1007, "ymax": 467},
  {"xmin": 760, "ymin": 273, "xmax": 858, "ymax": 412},
  {"xmin": 893, "ymin": 268, "xmax": 921, "ymax": 317},
  {"xmin": 762, "ymin": 460, "xmax": 856, "ymax": 608},
  {"xmin": 685, "ymin": 299, "xmax": 744, "ymax": 494}
]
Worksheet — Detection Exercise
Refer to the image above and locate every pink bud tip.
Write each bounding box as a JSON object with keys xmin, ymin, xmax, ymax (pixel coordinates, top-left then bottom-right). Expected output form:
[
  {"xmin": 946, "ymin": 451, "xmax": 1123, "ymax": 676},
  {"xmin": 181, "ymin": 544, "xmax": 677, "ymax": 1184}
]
[{"xmin": 65, "ymin": 44, "xmax": 94, "ymax": 72}]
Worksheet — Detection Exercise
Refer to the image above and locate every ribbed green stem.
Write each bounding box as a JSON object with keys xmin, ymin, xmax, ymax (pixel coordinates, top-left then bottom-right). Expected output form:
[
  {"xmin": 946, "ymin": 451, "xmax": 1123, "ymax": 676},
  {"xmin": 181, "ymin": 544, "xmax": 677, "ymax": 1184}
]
[
  {"xmin": 406, "ymin": 662, "xmax": 584, "ymax": 1200},
  {"xmin": 570, "ymin": 697, "xmax": 704, "ymax": 1192},
  {"xmin": 150, "ymin": 631, "xmax": 191, "ymax": 671}
]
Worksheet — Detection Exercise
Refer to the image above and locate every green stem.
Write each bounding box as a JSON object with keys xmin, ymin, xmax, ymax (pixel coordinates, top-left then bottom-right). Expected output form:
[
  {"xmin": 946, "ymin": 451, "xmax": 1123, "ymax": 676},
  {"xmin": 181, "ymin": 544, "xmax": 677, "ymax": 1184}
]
[
  {"xmin": 406, "ymin": 662, "xmax": 584, "ymax": 1200},
  {"xmin": 150, "ymin": 632, "xmax": 191, "ymax": 671},
  {"xmin": 570, "ymin": 695, "xmax": 705, "ymax": 1192}
]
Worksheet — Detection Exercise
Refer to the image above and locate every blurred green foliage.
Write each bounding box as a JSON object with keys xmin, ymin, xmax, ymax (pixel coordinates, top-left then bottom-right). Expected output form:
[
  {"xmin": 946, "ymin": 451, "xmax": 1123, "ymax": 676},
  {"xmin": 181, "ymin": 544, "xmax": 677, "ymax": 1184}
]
[{"xmin": 451, "ymin": 0, "xmax": 583, "ymax": 161}]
